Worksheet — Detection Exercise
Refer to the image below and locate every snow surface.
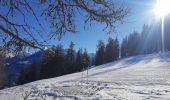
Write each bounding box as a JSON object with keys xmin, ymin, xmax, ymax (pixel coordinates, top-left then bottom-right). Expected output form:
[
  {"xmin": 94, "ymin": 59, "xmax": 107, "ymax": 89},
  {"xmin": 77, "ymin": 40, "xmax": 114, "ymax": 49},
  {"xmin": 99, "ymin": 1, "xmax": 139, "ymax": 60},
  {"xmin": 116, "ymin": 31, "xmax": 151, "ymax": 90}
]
[{"xmin": 1, "ymin": 52, "xmax": 170, "ymax": 100}]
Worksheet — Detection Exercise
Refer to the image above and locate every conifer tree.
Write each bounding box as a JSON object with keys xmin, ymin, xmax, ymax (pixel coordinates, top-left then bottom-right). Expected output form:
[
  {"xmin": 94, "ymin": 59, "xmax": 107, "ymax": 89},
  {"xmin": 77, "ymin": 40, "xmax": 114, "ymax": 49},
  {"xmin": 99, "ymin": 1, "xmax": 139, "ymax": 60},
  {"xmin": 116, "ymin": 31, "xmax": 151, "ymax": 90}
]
[
  {"xmin": 29, "ymin": 59, "xmax": 38, "ymax": 81},
  {"xmin": 127, "ymin": 32, "xmax": 140, "ymax": 56},
  {"xmin": 76, "ymin": 48, "xmax": 83, "ymax": 72},
  {"xmin": 40, "ymin": 48, "xmax": 55, "ymax": 79},
  {"xmin": 53, "ymin": 45, "xmax": 65, "ymax": 76},
  {"xmin": 66, "ymin": 42, "xmax": 76, "ymax": 73},
  {"xmin": 95, "ymin": 40, "xmax": 105, "ymax": 65},
  {"xmin": 104, "ymin": 38, "xmax": 115, "ymax": 63},
  {"xmin": 40, "ymin": 44, "xmax": 65, "ymax": 79},
  {"xmin": 113, "ymin": 38, "xmax": 119, "ymax": 60},
  {"xmin": 18, "ymin": 59, "xmax": 38, "ymax": 85},
  {"xmin": 18, "ymin": 68, "xmax": 30, "ymax": 85},
  {"xmin": 121, "ymin": 37, "xmax": 128, "ymax": 58}
]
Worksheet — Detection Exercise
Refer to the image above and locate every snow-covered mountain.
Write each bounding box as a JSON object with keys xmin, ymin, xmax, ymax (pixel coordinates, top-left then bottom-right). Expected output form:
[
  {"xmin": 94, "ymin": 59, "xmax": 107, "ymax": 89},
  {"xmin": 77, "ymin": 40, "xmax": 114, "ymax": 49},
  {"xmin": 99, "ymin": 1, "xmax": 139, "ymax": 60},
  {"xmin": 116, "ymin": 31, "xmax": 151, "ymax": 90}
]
[
  {"xmin": 6, "ymin": 51, "xmax": 43, "ymax": 84},
  {"xmin": 1, "ymin": 52, "xmax": 170, "ymax": 99}
]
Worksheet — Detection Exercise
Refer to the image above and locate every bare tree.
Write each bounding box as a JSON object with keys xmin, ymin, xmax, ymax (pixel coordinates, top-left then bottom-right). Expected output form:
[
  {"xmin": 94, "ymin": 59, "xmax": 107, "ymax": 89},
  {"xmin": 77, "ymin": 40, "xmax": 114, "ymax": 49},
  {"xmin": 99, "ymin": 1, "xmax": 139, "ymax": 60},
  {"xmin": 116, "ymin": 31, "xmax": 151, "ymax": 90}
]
[{"xmin": 0, "ymin": 0, "xmax": 128, "ymax": 54}]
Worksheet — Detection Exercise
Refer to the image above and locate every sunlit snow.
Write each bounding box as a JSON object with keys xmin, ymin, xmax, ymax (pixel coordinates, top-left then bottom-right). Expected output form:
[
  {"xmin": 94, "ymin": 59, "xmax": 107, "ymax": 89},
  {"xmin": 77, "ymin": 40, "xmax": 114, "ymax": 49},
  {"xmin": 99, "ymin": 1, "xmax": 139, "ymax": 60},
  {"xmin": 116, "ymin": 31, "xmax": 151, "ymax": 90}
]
[{"xmin": 1, "ymin": 52, "xmax": 170, "ymax": 100}]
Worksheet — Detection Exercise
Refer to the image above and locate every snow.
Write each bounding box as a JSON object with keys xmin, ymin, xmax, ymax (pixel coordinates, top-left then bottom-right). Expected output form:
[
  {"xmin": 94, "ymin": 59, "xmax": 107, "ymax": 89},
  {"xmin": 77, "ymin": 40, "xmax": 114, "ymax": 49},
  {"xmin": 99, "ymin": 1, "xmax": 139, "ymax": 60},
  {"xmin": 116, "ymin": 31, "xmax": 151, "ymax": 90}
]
[
  {"xmin": 1, "ymin": 52, "xmax": 170, "ymax": 100},
  {"xmin": 17, "ymin": 61, "xmax": 31, "ymax": 64}
]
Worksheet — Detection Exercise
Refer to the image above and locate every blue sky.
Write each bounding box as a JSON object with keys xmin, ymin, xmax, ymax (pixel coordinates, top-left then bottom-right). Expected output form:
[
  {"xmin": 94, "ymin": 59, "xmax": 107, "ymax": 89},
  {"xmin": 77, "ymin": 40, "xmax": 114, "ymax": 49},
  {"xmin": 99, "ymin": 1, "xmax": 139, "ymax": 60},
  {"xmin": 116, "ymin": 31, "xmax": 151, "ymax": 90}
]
[
  {"xmin": 0, "ymin": 0, "xmax": 158, "ymax": 53},
  {"xmin": 57, "ymin": 0, "xmax": 157, "ymax": 53}
]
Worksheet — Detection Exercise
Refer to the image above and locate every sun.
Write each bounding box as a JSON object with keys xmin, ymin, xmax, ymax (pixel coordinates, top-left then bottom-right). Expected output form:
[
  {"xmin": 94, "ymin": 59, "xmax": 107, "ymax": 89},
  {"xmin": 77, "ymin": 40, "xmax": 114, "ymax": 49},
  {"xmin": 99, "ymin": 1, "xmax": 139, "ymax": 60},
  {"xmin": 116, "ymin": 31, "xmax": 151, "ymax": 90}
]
[{"xmin": 153, "ymin": 0, "xmax": 170, "ymax": 17}]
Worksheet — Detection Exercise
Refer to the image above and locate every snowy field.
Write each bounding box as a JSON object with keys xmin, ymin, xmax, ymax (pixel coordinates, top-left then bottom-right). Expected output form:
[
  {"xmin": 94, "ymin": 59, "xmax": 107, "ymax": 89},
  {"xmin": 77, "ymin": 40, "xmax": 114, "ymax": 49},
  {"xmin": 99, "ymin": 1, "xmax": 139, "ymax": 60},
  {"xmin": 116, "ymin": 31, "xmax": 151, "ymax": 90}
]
[{"xmin": 1, "ymin": 52, "xmax": 170, "ymax": 100}]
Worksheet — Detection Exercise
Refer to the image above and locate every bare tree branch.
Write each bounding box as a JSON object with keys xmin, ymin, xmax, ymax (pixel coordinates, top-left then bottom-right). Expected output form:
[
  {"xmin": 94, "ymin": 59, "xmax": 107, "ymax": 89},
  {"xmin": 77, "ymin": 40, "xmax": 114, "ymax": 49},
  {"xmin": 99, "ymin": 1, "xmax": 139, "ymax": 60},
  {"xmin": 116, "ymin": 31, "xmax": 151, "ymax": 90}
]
[
  {"xmin": 0, "ymin": 24, "xmax": 44, "ymax": 51},
  {"xmin": 0, "ymin": 0, "xmax": 128, "ymax": 54}
]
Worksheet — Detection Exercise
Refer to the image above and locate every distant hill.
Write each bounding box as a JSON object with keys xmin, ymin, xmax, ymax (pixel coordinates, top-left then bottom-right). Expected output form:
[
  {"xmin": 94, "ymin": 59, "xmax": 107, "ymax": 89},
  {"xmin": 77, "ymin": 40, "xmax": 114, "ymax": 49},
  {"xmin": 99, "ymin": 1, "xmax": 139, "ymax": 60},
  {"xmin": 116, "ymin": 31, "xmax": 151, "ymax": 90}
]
[{"xmin": 5, "ymin": 51, "xmax": 43, "ymax": 85}]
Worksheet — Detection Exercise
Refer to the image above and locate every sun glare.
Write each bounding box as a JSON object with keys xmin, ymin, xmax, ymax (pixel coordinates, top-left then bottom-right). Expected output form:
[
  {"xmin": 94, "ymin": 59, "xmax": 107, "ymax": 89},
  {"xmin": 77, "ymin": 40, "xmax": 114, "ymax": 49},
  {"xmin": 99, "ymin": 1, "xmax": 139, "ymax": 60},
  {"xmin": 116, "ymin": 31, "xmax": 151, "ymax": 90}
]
[{"xmin": 153, "ymin": 0, "xmax": 170, "ymax": 17}]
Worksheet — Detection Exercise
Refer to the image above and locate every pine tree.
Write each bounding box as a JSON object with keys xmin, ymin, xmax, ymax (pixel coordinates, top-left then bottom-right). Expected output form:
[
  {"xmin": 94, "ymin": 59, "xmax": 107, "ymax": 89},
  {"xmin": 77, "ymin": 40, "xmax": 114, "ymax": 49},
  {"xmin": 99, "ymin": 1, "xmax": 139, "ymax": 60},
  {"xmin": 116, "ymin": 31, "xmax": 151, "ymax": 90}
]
[
  {"xmin": 17, "ymin": 68, "xmax": 30, "ymax": 85},
  {"xmin": 66, "ymin": 42, "xmax": 76, "ymax": 73},
  {"xmin": 40, "ymin": 48, "xmax": 55, "ymax": 79},
  {"xmin": 121, "ymin": 36, "xmax": 128, "ymax": 58},
  {"xmin": 53, "ymin": 45, "xmax": 65, "ymax": 76},
  {"xmin": 139, "ymin": 24, "xmax": 150, "ymax": 54},
  {"xmin": 29, "ymin": 59, "xmax": 38, "ymax": 81},
  {"xmin": 126, "ymin": 32, "xmax": 140, "ymax": 56},
  {"xmin": 104, "ymin": 38, "xmax": 115, "ymax": 63},
  {"xmin": 18, "ymin": 59, "xmax": 38, "ymax": 85},
  {"xmin": 40, "ymin": 45, "xmax": 65, "ymax": 79},
  {"xmin": 76, "ymin": 48, "xmax": 83, "ymax": 72},
  {"xmin": 95, "ymin": 40, "xmax": 105, "ymax": 65},
  {"xmin": 113, "ymin": 38, "xmax": 119, "ymax": 60}
]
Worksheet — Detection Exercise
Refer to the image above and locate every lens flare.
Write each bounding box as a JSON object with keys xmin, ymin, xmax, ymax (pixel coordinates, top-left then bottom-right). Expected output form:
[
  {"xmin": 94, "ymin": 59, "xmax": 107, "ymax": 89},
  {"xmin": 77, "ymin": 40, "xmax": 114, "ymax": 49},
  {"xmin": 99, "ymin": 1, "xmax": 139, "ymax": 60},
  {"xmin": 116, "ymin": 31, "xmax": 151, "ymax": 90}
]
[{"xmin": 153, "ymin": 0, "xmax": 170, "ymax": 17}]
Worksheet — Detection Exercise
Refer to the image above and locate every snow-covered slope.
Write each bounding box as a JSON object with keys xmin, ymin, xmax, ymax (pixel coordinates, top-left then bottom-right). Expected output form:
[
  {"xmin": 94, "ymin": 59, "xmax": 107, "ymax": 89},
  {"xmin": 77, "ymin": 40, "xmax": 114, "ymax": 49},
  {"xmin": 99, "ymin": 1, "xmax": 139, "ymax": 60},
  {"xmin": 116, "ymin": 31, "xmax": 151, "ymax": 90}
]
[{"xmin": 1, "ymin": 52, "xmax": 170, "ymax": 100}]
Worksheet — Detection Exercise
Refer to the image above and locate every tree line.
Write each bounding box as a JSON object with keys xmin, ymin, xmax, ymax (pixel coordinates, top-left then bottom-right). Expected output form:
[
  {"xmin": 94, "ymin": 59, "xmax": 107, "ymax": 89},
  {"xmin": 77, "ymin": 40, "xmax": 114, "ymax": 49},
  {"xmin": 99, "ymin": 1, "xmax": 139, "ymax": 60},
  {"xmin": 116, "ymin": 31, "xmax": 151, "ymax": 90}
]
[
  {"xmin": 94, "ymin": 38, "xmax": 119, "ymax": 66},
  {"xmin": 95, "ymin": 18, "xmax": 170, "ymax": 66},
  {"xmin": 18, "ymin": 42, "xmax": 90, "ymax": 85},
  {"xmin": 18, "ymin": 37, "xmax": 121, "ymax": 85},
  {"xmin": 121, "ymin": 22, "xmax": 170, "ymax": 58}
]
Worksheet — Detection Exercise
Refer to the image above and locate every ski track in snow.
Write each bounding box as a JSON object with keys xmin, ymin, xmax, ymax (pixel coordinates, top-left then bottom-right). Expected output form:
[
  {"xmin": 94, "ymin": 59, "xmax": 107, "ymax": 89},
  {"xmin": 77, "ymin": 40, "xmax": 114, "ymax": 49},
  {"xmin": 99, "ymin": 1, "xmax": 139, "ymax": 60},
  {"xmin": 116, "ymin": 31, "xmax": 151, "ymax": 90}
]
[{"xmin": 1, "ymin": 52, "xmax": 170, "ymax": 99}]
